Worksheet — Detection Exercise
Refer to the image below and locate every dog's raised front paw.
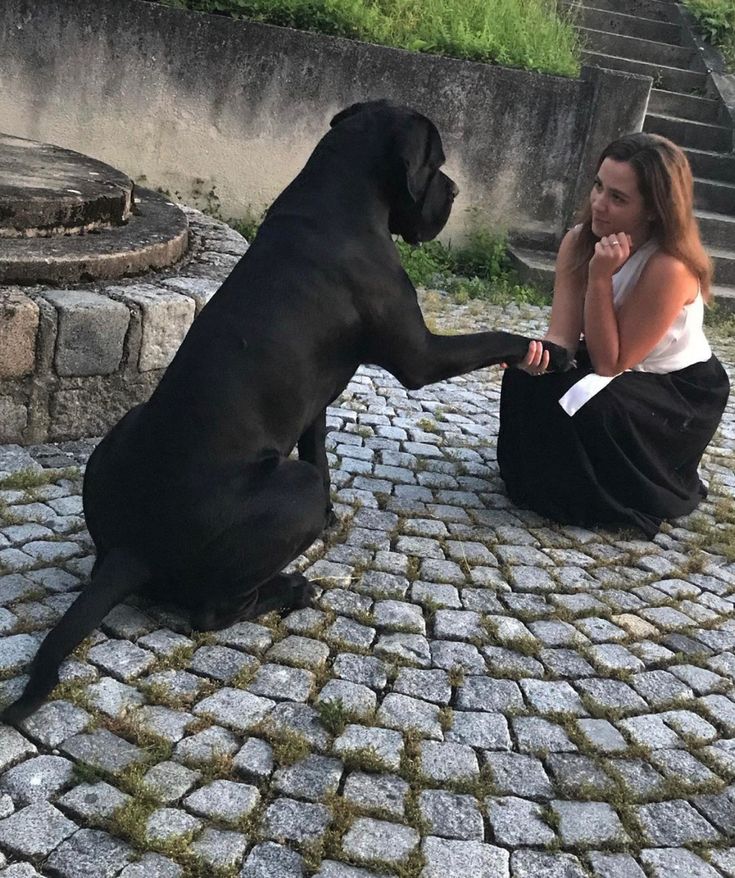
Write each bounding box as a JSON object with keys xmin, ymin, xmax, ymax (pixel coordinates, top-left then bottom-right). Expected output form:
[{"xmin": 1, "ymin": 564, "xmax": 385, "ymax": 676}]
[{"xmin": 542, "ymin": 341, "xmax": 574, "ymax": 372}]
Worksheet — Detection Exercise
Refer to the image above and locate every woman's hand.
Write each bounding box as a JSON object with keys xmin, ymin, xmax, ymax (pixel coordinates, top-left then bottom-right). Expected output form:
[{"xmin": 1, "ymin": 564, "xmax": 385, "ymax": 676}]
[
  {"xmin": 589, "ymin": 232, "xmax": 632, "ymax": 282},
  {"xmin": 501, "ymin": 339, "xmax": 550, "ymax": 375}
]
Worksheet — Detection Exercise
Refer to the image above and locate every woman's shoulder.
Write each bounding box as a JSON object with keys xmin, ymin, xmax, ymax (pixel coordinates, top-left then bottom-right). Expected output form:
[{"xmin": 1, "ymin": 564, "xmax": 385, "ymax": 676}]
[
  {"xmin": 639, "ymin": 248, "xmax": 699, "ymax": 302},
  {"xmin": 556, "ymin": 225, "xmax": 584, "ymax": 266}
]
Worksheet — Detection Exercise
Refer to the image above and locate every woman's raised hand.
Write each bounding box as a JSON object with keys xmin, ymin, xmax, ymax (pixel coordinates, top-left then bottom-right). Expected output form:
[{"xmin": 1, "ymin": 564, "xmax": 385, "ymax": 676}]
[
  {"xmin": 501, "ymin": 339, "xmax": 550, "ymax": 375},
  {"xmin": 589, "ymin": 232, "xmax": 632, "ymax": 280}
]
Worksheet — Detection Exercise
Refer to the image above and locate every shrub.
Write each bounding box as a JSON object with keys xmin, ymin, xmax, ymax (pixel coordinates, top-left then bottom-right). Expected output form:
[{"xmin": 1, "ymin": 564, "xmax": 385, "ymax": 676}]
[{"xmin": 683, "ymin": 0, "xmax": 735, "ymax": 70}]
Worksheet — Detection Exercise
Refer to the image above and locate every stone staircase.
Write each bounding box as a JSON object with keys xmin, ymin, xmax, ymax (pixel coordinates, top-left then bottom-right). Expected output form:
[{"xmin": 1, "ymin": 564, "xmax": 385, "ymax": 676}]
[{"xmin": 509, "ymin": 0, "xmax": 735, "ymax": 310}]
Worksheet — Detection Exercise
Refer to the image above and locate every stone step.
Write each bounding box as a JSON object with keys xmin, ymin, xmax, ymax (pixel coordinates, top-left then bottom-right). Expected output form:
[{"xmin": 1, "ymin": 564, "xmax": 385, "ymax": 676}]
[
  {"xmin": 508, "ymin": 246, "xmax": 556, "ymax": 295},
  {"xmin": 711, "ymin": 284, "xmax": 735, "ymax": 312},
  {"xmin": 697, "ymin": 209, "xmax": 735, "ymax": 251},
  {"xmin": 508, "ymin": 244, "xmax": 735, "ymax": 310},
  {"xmin": 648, "ymin": 89, "xmax": 723, "ymax": 126},
  {"xmin": 582, "ymin": 51, "xmax": 707, "ymax": 93},
  {"xmin": 694, "ymin": 179, "xmax": 735, "ymax": 216},
  {"xmin": 0, "ymin": 133, "xmax": 133, "ymax": 236},
  {"xmin": 571, "ymin": 0, "xmax": 678, "ymax": 22},
  {"xmin": 645, "ymin": 114, "xmax": 733, "ymax": 153},
  {"xmin": 562, "ymin": 3, "xmax": 682, "ymax": 44},
  {"xmin": 578, "ymin": 26, "xmax": 700, "ymax": 69},
  {"xmin": 711, "ymin": 247, "xmax": 735, "ymax": 287},
  {"xmin": 685, "ymin": 147, "xmax": 735, "ymax": 184},
  {"xmin": 0, "ymin": 188, "xmax": 189, "ymax": 284}
]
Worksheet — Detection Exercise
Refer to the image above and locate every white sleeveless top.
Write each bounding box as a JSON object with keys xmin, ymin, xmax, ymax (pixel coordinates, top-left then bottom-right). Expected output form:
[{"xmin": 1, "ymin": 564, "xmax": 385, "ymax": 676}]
[{"xmin": 559, "ymin": 238, "xmax": 712, "ymax": 416}]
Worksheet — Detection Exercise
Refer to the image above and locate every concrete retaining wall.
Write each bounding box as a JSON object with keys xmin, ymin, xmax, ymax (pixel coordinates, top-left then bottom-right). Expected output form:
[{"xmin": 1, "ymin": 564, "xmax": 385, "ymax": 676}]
[{"xmin": 0, "ymin": 0, "xmax": 651, "ymax": 248}]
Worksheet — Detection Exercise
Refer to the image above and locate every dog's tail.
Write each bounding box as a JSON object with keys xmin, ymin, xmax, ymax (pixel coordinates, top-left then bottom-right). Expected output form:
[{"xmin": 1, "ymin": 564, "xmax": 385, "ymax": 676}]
[{"xmin": 1, "ymin": 548, "xmax": 150, "ymax": 725}]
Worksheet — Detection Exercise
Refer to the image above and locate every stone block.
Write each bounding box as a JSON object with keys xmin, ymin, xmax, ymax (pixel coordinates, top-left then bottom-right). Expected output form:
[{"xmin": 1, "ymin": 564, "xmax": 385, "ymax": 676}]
[
  {"xmin": 112, "ymin": 284, "xmax": 194, "ymax": 371},
  {"xmin": 41, "ymin": 289, "xmax": 129, "ymax": 376},
  {"xmin": 0, "ymin": 290, "xmax": 38, "ymax": 379},
  {"xmin": 0, "ymin": 397, "xmax": 28, "ymax": 444}
]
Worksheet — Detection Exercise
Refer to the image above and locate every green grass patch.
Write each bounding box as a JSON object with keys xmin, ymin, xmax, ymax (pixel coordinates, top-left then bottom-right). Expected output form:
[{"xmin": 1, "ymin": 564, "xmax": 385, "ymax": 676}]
[
  {"xmin": 156, "ymin": 0, "xmax": 581, "ymax": 76},
  {"xmin": 0, "ymin": 467, "xmax": 79, "ymax": 491},
  {"xmin": 683, "ymin": 0, "xmax": 735, "ymax": 70}
]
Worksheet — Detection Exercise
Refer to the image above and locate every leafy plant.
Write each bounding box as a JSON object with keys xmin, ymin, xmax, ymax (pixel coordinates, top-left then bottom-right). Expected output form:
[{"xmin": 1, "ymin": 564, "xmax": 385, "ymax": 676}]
[{"xmin": 683, "ymin": 0, "xmax": 735, "ymax": 70}]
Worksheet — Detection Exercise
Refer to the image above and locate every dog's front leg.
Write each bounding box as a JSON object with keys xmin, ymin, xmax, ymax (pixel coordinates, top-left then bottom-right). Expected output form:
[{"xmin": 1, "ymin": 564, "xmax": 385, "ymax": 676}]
[
  {"xmin": 298, "ymin": 409, "xmax": 337, "ymax": 527},
  {"xmin": 375, "ymin": 323, "xmax": 571, "ymax": 390}
]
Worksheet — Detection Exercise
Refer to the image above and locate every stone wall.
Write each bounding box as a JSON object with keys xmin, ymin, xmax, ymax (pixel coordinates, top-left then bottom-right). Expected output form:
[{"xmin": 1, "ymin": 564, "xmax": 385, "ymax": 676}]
[
  {"xmin": 0, "ymin": 0, "xmax": 651, "ymax": 248},
  {"xmin": 0, "ymin": 210, "xmax": 246, "ymax": 444}
]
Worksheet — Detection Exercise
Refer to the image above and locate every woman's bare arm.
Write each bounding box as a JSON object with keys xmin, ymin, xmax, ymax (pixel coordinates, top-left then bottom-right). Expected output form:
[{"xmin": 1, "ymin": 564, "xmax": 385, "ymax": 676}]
[
  {"xmin": 545, "ymin": 227, "xmax": 587, "ymax": 352},
  {"xmin": 584, "ymin": 242, "xmax": 696, "ymax": 376}
]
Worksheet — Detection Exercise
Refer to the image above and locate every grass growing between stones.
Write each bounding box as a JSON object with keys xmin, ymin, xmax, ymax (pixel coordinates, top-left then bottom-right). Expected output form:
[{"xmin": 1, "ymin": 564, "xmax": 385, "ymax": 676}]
[{"xmin": 0, "ymin": 467, "xmax": 80, "ymax": 490}]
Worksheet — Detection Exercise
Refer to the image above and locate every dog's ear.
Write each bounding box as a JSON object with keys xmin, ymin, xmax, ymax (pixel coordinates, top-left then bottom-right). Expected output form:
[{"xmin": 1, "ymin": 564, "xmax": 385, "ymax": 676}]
[{"xmin": 398, "ymin": 117, "xmax": 443, "ymax": 203}]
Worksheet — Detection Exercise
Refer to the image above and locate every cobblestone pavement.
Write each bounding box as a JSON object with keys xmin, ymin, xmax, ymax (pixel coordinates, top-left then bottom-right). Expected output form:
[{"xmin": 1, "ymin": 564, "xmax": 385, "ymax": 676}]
[{"xmin": 0, "ymin": 295, "xmax": 733, "ymax": 878}]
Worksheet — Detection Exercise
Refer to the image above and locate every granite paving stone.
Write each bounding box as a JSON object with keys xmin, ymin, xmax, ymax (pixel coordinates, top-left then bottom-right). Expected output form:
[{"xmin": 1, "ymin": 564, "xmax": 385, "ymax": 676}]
[
  {"xmin": 233, "ymin": 736, "xmax": 274, "ymax": 781},
  {"xmin": 0, "ymin": 754, "xmax": 75, "ymax": 805},
  {"xmin": 56, "ymin": 782, "xmax": 131, "ymax": 825},
  {"xmin": 240, "ymin": 841, "xmax": 305, "ymax": 877},
  {"xmin": 486, "ymin": 795, "xmax": 555, "ymax": 846},
  {"xmin": 551, "ymin": 800, "xmax": 629, "ymax": 847},
  {"xmin": 141, "ymin": 761, "xmax": 200, "ymax": 803},
  {"xmin": 587, "ymin": 852, "xmax": 647, "ymax": 878},
  {"xmin": 342, "ymin": 771, "xmax": 409, "ymax": 818},
  {"xmin": 635, "ymin": 799, "xmax": 721, "ymax": 845},
  {"xmin": 421, "ymin": 837, "xmax": 510, "ymax": 878},
  {"xmin": 262, "ymin": 796, "xmax": 331, "ymax": 844},
  {"xmin": 0, "ymin": 801, "xmax": 77, "ymax": 858},
  {"xmin": 316, "ymin": 678, "xmax": 377, "ymax": 718},
  {"xmin": 377, "ymin": 692, "xmax": 443, "ymax": 739},
  {"xmin": 272, "ymin": 754, "xmax": 343, "ymax": 801},
  {"xmin": 342, "ymin": 817, "xmax": 419, "ymax": 865},
  {"xmin": 173, "ymin": 724, "xmax": 240, "ymax": 766},
  {"xmin": 333, "ymin": 725, "xmax": 404, "ymax": 772},
  {"xmin": 483, "ymin": 753, "xmax": 554, "ymax": 799},
  {"xmin": 639, "ymin": 847, "xmax": 723, "ymax": 877},
  {"xmin": 43, "ymin": 827, "xmax": 134, "ymax": 878},
  {"xmin": 510, "ymin": 849, "xmax": 587, "ymax": 877},
  {"xmin": 183, "ymin": 778, "xmax": 260, "ymax": 823},
  {"xmin": 418, "ymin": 789, "xmax": 484, "ymax": 840},
  {"xmin": 189, "ymin": 826, "xmax": 248, "ymax": 869}
]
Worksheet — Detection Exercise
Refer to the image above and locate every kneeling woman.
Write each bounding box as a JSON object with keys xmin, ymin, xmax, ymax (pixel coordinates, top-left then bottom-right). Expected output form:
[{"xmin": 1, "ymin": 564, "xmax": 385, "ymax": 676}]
[{"xmin": 497, "ymin": 133, "xmax": 730, "ymax": 538}]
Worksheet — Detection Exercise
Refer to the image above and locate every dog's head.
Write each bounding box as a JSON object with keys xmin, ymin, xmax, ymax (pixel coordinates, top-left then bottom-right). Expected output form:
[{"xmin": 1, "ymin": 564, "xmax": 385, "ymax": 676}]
[{"xmin": 330, "ymin": 100, "xmax": 458, "ymax": 245}]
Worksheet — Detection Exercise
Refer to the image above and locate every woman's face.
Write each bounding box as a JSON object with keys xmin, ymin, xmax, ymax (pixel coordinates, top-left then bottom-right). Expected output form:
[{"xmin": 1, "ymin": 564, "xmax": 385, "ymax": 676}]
[{"xmin": 590, "ymin": 157, "xmax": 653, "ymax": 247}]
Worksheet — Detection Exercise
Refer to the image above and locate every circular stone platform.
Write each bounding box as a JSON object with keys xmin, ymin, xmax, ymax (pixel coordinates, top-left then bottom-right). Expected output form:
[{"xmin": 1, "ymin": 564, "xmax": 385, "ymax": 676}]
[
  {"xmin": 0, "ymin": 134, "xmax": 248, "ymax": 444},
  {"xmin": 0, "ymin": 134, "xmax": 188, "ymax": 284}
]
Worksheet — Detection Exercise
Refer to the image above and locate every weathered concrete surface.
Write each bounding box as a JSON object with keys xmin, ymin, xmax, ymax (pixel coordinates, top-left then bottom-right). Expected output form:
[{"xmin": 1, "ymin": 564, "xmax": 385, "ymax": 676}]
[
  {"xmin": 0, "ymin": 188, "xmax": 190, "ymax": 285},
  {"xmin": 0, "ymin": 134, "xmax": 133, "ymax": 236},
  {"xmin": 0, "ymin": 0, "xmax": 651, "ymax": 248}
]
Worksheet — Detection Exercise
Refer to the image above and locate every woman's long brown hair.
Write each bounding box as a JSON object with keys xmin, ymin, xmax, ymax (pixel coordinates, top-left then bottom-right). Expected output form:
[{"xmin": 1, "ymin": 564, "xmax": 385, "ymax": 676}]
[{"xmin": 572, "ymin": 132, "xmax": 713, "ymax": 302}]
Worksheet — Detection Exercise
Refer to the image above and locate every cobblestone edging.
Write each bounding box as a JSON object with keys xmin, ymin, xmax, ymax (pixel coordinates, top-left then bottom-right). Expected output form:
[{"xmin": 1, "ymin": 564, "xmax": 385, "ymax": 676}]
[
  {"xmin": 0, "ymin": 208, "xmax": 246, "ymax": 445},
  {"xmin": 0, "ymin": 298, "xmax": 733, "ymax": 878}
]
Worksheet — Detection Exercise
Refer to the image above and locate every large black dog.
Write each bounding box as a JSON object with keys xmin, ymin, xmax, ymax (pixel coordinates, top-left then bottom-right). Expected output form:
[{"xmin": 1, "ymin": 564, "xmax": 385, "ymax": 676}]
[{"xmin": 2, "ymin": 100, "xmax": 570, "ymax": 723}]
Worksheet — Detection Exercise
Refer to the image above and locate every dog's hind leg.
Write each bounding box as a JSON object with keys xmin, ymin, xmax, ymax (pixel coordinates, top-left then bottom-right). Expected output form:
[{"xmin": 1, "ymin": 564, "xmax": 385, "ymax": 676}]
[
  {"xmin": 298, "ymin": 409, "xmax": 336, "ymax": 527},
  {"xmin": 189, "ymin": 458, "xmax": 328, "ymax": 630},
  {"xmin": 193, "ymin": 573, "xmax": 314, "ymax": 630}
]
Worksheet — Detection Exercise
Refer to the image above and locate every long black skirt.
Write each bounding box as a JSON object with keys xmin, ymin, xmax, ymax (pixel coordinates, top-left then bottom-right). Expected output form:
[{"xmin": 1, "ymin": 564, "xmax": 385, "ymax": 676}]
[{"xmin": 497, "ymin": 346, "xmax": 730, "ymax": 538}]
